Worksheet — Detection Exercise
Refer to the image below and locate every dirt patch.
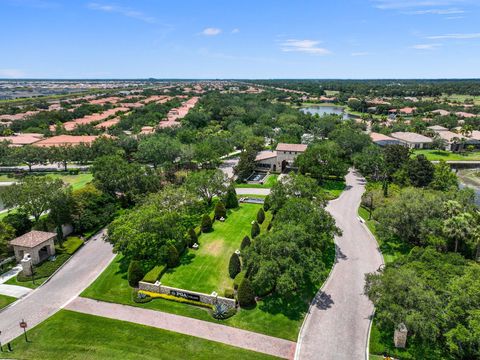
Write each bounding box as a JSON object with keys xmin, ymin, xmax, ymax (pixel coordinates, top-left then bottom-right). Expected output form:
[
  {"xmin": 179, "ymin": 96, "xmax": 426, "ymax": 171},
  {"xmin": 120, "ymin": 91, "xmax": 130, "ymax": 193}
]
[{"xmin": 202, "ymin": 239, "xmax": 224, "ymax": 256}]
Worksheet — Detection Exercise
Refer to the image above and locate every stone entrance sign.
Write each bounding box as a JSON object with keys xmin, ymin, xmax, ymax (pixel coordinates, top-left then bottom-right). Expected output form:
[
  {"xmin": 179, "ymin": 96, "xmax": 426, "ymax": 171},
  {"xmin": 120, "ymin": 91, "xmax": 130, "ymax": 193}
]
[{"xmin": 394, "ymin": 323, "xmax": 408, "ymax": 348}]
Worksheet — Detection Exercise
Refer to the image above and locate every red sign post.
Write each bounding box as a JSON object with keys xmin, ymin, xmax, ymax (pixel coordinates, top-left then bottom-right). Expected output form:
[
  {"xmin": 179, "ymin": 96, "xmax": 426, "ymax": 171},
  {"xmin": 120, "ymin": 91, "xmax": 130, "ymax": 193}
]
[{"xmin": 19, "ymin": 319, "xmax": 28, "ymax": 342}]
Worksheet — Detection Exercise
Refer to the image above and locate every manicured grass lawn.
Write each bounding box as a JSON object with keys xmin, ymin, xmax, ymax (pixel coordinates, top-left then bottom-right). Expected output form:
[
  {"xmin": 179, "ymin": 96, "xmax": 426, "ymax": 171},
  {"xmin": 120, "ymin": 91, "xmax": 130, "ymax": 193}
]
[
  {"xmin": 235, "ymin": 174, "xmax": 278, "ymax": 189},
  {"xmin": 413, "ymin": 149, "xmax": 480, "ymax": 161},
  {"xmin": 83, "ymin": 239, "xmax": 335, "ymax": 341},
  {"xmin": 4, "ymin": 275, "xmax": 48, "ymax": 289},
  {"xmin": 0, "ymin": 294, "xmax": 16, "ymax": 310},
  {"xmin": 358, "ymin": 207, "xmax": 410, "ymax": 264},
  {"xmin": 0, "ymin": 172, "xmax": 93, "ymax": 190},
  {"xmin": 321, "ymin": 179, "xmax": 346, "ymax": 199},
  {"xmin": 162, "ymin": 203, "xmax": 269, "ymax": 295},
  {"xmin": 7, "ymin": 310, "xmax": 277, "ymax": 360}
]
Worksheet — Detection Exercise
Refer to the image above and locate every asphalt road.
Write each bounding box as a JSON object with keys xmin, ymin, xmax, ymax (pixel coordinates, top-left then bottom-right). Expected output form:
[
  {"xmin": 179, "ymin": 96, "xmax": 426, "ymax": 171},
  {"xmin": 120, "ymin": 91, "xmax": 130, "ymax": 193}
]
[
  {"xmin": 0, "ymin": 230, "xmax": 115, "ymax": 344},
  {"xmin": 296, "ymin": 170, "xmax": 383, "ymax": 360}
]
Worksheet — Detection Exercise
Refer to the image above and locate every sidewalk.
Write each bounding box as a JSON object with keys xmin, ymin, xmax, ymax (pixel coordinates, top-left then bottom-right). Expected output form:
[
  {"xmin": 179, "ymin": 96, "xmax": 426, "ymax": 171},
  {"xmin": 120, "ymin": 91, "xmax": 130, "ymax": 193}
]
[
  {"xmin": 0, "ymin": 284, "xmax": 31, "ymax": 298},
  {"xmin": 0, "ymin": 264, "xmax": 22, "ymax": 284},
  {"xmin": 66, "ymin": 297, "xmax": 296, "ymax": 359}
]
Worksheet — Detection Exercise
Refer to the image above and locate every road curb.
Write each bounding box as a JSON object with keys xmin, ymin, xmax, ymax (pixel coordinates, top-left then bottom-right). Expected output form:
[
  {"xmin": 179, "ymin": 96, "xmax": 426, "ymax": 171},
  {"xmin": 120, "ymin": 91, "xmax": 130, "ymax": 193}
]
[{"xmin": 358, "ymin": 214, "xmax": 385, "ymax": 360}]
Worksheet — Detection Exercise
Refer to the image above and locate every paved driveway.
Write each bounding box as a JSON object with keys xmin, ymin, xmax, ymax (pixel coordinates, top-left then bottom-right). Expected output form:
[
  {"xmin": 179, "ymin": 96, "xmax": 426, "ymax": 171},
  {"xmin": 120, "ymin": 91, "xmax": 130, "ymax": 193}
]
[
  {"xmin": 0, "ymin": 230, "xmax": 115, "ymax": 344},
  {"xmin": 0, "ymin": 284, "xmax": 31, "ymax": 298},
  {"xmin": 235, "ymin": 188, "xmax": 271, "ymax": 195},
  {"xmin": 296, "ymin": 170, "xmax": 383, "ymax": 360}
]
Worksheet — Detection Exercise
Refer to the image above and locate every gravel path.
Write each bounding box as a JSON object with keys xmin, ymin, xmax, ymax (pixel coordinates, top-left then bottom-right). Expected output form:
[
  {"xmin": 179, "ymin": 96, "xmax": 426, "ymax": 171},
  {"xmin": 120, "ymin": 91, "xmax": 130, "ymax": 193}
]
[
  {"xmin": 67, "ymin": 297, "xmax": 296, "ymax": 359},
  {"xmin": 296, "ymin": 169, "xmax": 383, "ymax": 360},
  {"xmin": 0, "ymin": 230, "xmax": 115, "ymax": 344}
]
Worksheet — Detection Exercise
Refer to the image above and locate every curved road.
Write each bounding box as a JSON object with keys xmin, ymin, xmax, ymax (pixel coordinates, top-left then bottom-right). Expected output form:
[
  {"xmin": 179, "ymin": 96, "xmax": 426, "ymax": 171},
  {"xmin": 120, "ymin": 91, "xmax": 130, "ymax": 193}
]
[
  {"xmin": 0, "ymin": 230, "xmax": 114, "ymax": 344},
  {"xmin": 296, "ymin": 170, "xmax": 383, "ymax": 360}
]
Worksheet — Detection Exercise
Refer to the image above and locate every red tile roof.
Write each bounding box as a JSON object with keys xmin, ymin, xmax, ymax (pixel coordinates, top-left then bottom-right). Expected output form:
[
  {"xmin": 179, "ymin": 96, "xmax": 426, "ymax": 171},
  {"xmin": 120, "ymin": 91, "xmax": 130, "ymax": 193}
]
[
  {"xmin": 276, "ymin": 143, "xmax": 308, "ymax": 152},
  {"xmin": 10, "ymin": 230, "xmax": 56, "ymax": 248}
]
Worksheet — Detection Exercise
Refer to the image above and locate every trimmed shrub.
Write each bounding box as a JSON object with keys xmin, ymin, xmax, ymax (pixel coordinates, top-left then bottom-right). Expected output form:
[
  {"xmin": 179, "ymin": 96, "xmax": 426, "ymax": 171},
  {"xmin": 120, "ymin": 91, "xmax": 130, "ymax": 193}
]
[
  {"xmin": 256, "ymin": 208, "xmax": 265, "ymax": 224},
  {"xmin": 188, "ymin": 227, "xmax": 198, "ymax": 247},
  {"xmin": 166, "ymin": 245, "xmax": 180, "ymax": 268},
  {"xmin": 251, "ymin": 221, "xmax": 260, "ymax": 238},
  {"xmin": 201, "ymin": 214, "xmax": 213, "ymax": 233},
  {"xmin": 224, "ymin": 288, "xmax": 235, "ymax": 299},
  {"xmin": 228, "ymin": 252, "xmax": 241, "ymax": 279},
  {"xmin": 240, "ymin": 235, "xmax": 251, "ymax": 250},
  {"xmin": 127, "ymin": 260, "xmax": 144, "ymax": 287},
  {"xmin": 224, "ymin": 186, "xmax": 239, "ymax": 209},
  {"xmin": 142, "ymin": 265, "xmax": 167, "ymax": 283},
  {"xmin": 233, "ymin": 271, "xmax": 246, "ymax": 290},
  {"xmin": 263, "ymin": 196, "xmax": 271, "ymax": 212},
  {"xmin": 237, "ymin": 278, "xmax": 256, "ymax": 308},
  {"xmin": 267, "ymin": 221, "xmax": 273, "ymax": 231},
  {"xmin": 214, "ymin": 201, "xmax": 227, "ymax": 220}
]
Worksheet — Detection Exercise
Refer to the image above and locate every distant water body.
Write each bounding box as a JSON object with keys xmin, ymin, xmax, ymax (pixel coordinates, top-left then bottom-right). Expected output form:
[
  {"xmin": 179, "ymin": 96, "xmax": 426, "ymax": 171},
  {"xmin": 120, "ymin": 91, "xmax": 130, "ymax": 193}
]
[{"xmin": 300, "ymin": 105, "xmax": 356, "ymax": 120}]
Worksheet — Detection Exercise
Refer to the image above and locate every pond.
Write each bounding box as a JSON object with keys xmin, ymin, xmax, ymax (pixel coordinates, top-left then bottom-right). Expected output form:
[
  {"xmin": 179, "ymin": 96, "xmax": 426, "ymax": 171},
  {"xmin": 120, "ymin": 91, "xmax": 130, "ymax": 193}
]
[{"xmin": 300, "ymin": 105, "xmax": 356, "ymax": 120}]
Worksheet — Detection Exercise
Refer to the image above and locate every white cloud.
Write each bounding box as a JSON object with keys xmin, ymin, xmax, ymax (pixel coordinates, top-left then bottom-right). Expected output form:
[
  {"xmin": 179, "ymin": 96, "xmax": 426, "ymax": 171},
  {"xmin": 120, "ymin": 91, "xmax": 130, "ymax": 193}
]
[
  {"xmin": 427, "ymin": 33, "xmax": 480, "ymax": 39},
  {"xmin": 280, "ymin": 39, "xmax": 331, "ymax": 55},
  {"xmin": 201, "ymin": 27, "xmax": 222, "ymax": 36},
  {"xmin": 372, "ymin": 0, "xmax": 465, "ymax": 10},
  {"xmin": 411, "ymin": 43, "xmax": 442, "ymax": 50},
  {"xmin": 405, "ymin": 8, "xmax": 465, "ymax": 14},
  {"xmin": 231, "ymin": 28, "xmax": 240, "ymax": 34},
  {"xmin": 87, "ymin": 2, "xmax": 155, "ymax": 23},
  {"xmin": 0, "ymin": 69, "xmax": 26, "ymax": 78},
  {"xmin": 351, "ymin": 52, "xmax": 369, "ymax": 56}
]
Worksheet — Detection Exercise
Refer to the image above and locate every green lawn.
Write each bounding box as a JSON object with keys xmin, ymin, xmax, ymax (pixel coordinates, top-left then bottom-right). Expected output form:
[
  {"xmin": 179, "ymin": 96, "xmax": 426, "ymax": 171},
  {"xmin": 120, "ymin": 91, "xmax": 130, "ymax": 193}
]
[
  {"xmin": 321, "ymin": 179, "xmax": 346, "ymax": 199},
  {"xmin": 413, "ymin": 149, "xmax": 480, "ymax": 161},
  {"xmin": 162, "ymin": 204, "xmax": 268, "ymax": 294},
  {"xmin": 6, "ymin": 310, "xmax": 277, "ymax": 360},
  {"xmin": 358, "ymin": 207, "xmax": 410, "ymax": 264},
  {"xmin": 0, "ymin": 172, "xmax": 93, "ymax": 190},
  {"xmin": 0, "ymin": 294, "xmax": 16, "ymax": 310},
  {"xmin": 82, "ymin": 202, "xmax": 335, "ymax": 341},
  {"xmin": 83, "ymin": 234, "xmax": 335, "ymax": 342},
  {"xmin": 235, "ymin": 174, "xmax": 278, "ymax": 189}
]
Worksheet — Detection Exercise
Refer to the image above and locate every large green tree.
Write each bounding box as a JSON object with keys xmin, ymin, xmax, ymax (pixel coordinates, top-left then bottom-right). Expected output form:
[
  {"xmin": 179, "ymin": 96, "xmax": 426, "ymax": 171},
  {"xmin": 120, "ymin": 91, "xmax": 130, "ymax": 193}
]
[{"xmin": 185, "ymin": 169, "xmax": 227, "ymax": 205}]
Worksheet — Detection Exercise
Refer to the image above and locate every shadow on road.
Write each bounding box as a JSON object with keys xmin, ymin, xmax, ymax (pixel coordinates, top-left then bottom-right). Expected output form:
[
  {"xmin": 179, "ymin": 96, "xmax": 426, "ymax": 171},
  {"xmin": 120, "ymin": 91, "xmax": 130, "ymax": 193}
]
[
  {"xmin": 312, "ymin": 291, "xmax": 334, "ymax": 310},
  {"xmin": 335, "ymin": 244, "xmax": 348, "ymax": 262}
]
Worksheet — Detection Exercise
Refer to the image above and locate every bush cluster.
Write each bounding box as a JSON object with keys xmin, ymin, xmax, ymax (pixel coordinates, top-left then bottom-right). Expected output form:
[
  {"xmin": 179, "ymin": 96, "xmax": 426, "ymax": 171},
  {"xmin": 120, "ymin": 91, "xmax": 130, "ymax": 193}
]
[
  {"xmin": 128, "ymin": 260, "xmax": 144, "ymax": 287},
  {"xmin": 142, "ymin": 265, "xmax": 167, "ymax": 283}
]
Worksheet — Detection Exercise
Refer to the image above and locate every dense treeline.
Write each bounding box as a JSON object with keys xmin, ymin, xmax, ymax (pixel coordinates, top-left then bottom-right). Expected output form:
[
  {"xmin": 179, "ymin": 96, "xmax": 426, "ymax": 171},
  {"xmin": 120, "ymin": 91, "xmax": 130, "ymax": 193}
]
[{"xmin": 250, "ymin": 79, "xmax": 480, "ymax": 97}]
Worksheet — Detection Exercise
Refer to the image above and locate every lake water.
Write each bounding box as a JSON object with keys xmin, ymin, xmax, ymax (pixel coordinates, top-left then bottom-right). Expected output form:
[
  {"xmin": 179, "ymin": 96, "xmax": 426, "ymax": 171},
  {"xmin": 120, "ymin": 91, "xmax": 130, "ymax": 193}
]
[{"xmin": 300, "ymin": 105, "xmax": 356, "ymax": 120}]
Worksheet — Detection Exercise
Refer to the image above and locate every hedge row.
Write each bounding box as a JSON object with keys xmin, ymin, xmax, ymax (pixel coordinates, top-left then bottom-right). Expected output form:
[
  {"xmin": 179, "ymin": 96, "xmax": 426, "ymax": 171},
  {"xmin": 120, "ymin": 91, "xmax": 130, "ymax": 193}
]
[{"xmin": 142, "ymin": 265, "xmax": 167, "ymax": 283}]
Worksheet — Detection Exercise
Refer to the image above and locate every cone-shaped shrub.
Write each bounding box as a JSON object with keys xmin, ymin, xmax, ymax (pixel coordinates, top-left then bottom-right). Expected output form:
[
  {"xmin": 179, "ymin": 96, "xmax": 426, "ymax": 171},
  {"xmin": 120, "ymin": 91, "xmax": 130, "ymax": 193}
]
[
  {"xmin": 128, "ymin": 260, "xmax": 144, "ymax": 287},
  {"xmin": 188, "ymin": 227, "xmax": 198, "ymax": 247},
  {"xmin": 201, "ymin": 214, "xmax": 213, "ymax": 233},
  {"xmin": 237, "ymin": 277, "xmax": 256, "ymax": 308},
  {"xmin": 257, "ymin": 208, "xmax": 265, "ymax": 224},
  {"xmin": 240, "ymin": 235, "xmax": 251, "ymax": 250},
  {"xmin": 228, "ymin": 252, "xmax": 241, "ymax": 279},
  {"xmin": 224, "ymin": 186, "xmax": 239, "ymax": 209},
  {"xmin": 166, "ymin": 245, "xmax": 180, "ymax": 268},
  {"xmin": 251, "ymin": 221, "xmax": 260, "ymax": 238},
  {"xmin": 214, "ymin": 201, "xmax": 227, "ymax": 220}
]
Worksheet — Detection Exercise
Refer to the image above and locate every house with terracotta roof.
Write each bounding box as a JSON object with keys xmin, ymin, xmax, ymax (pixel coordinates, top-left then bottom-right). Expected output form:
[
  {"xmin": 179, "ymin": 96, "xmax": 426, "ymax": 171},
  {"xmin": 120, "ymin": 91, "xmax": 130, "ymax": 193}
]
[
  {"xmin": 255, "ymin": 143, "xmax": 308, "ymax": 173},
  {"xmin": 455, "ymin": 111, "xmax": 477, "ymax": 118},
  {"xmin": 10, "ymin": 230, "xmax": 56, "ymax": 265},
  {"xmin": 370, "ymin": 132, "xmax": 400, "ymax": 147},
  {"xmin": 33, "ymin": 135, "xmax": 109, "ymax": 147},
  {"xmin": 0, "ymin": 133, "xmax": 44, "ymax": 147}
]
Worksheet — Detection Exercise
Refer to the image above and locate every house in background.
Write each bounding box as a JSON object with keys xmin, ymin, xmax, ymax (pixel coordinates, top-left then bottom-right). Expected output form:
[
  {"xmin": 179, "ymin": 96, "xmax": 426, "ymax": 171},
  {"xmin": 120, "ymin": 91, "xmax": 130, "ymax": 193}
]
[
  {"xmin": 390, "ymin": 132, "xmax": 433, "ymax": 149},
  {"xmin": 255, "ymin": 143, "xmax": 308, "ymax": 173},
  {"xmin": 370, "ymin": 132, "xmax": 400, "ymax": 147}
]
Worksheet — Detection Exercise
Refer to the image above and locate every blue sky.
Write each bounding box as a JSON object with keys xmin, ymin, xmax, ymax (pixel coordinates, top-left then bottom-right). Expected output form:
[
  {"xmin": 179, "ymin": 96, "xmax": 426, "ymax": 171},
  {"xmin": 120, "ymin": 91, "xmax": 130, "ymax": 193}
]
[{"xmin": 1, "ymin": 0, "xmax": 480, "ymax": 78}]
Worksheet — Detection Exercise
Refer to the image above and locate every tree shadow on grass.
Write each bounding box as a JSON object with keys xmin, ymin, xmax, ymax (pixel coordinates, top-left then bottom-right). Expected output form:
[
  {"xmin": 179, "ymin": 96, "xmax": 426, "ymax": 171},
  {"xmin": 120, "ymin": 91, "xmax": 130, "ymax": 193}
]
[
  {"xmin": 179, "ymin": 252, "xmax": 196, "ymax": 266},
  {"xmin": 258, "ymin": 294, "xmax": 308, "ymax": 321}
]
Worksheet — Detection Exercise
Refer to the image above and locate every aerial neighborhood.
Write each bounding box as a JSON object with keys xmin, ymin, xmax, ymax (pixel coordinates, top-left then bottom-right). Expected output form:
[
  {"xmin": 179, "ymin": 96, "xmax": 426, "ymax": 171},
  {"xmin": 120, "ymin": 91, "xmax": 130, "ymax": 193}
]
[{"xmin": 1, "ymin": 1, "xmax": 480, "ymax": 360}]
